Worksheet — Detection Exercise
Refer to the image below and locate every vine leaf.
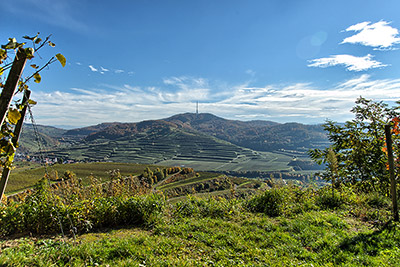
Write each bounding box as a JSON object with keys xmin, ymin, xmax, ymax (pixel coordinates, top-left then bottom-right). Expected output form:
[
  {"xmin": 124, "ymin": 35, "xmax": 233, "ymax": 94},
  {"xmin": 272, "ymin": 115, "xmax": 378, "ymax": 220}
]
[
  {"xmin": 0, "ymin": 49, "xmax": 6, "ymax": 64},
  {"xmin": 28, "ymin": 99, "xmax": 37, "ymax": 105},
  {"xmin": 7, "ymin": 109, "xmax": 21, "ymax": 124},
  {"xmin": 1, "ymin": 38, "xmax": 19, "ymax": 49},
  {"xmin": 56, "ymin": 53, "xmax": 66, "ymax": 67},
  {"xmin": 25, "ymin": 48, "xmax": 34, "ymax": 59},
  {"xmin": 34, "ymin": 73, "xmax": 41, "ymax": 83}
]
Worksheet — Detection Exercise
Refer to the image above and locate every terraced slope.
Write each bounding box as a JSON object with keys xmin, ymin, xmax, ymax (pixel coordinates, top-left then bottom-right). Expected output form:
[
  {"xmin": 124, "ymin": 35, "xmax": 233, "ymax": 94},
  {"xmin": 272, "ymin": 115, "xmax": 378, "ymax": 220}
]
[{"xmin": 44, "ymin": 120, "xmax": 271, "ymax": 169}]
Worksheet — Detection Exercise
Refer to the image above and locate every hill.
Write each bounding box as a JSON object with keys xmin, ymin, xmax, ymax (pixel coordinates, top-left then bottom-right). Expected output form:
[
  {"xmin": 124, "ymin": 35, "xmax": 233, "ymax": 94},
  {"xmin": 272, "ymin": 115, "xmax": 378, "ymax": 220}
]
[
  {"xmin": 18, "ymin": 113, "xmax": 328, "ymax": 172},
  {"xmin": 164, "ymin": 113, "xmax": 329, "ymax": 152},
  {"xmin": 18, "ymin": 124, "xmax": 67, "ymax": 153}
]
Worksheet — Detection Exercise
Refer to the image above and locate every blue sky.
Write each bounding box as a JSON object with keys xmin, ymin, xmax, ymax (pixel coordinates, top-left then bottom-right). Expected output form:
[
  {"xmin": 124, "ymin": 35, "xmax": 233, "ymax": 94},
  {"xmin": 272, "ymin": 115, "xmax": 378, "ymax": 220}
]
[{"xmin": 3, "ymin": 0, "xmax": 400, "ymax": 128}]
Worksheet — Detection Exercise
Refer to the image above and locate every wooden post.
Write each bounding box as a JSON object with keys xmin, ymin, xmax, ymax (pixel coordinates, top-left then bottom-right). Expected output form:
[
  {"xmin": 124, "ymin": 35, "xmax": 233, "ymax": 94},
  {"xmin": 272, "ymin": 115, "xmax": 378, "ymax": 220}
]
[
  {"xmin": 0, "ymin": 48, "xmax": 28, "ymax": 126},
  {"xmin": 0, "ymin": 90, "xmax": 31, "ymax": 201},
  {"xmin": 385, "ymin": 125, "xmax": 399, "ymax": 221}
]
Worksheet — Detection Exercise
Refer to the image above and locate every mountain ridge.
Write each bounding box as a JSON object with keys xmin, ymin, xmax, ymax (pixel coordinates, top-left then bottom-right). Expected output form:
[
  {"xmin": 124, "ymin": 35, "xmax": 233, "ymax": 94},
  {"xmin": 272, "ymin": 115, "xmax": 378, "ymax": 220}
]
[{"xmin": 21, "ymin": 112, "xmax": 329, "ymax": 153}]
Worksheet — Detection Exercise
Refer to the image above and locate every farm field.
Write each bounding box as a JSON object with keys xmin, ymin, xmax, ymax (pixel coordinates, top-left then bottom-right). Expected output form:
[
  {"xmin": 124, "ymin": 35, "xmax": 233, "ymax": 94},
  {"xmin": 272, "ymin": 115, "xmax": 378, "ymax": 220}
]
[{"xmin": 157, "ymin": 151, "xmax": 294, "ymax": 171}]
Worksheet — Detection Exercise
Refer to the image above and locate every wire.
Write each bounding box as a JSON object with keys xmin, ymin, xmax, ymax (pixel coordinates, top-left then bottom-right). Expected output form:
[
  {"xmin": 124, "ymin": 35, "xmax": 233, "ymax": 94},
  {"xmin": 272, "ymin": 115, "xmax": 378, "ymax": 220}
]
[{"xmin": 27, "ymin": 103, "xmax": 77, "ymax": 241}]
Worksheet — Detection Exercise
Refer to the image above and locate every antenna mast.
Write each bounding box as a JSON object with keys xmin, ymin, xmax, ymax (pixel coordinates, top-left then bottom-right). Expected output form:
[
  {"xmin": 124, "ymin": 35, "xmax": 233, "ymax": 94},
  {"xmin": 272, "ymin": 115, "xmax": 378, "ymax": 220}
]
[{"xmin": 196, "ymin": 101, "xmax": 199, "ymax": 115}]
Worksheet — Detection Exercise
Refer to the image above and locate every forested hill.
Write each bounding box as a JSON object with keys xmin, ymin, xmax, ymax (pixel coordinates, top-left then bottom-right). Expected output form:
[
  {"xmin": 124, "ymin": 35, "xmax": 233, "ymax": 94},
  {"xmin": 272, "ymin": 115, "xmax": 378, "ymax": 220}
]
[
  {"xmin": 20, "ymin": 113, "xmax": 329, "ymax": 154},
  {"xmin": 164, "ymin": 113, "xmax": 329, "ymax": 151}
]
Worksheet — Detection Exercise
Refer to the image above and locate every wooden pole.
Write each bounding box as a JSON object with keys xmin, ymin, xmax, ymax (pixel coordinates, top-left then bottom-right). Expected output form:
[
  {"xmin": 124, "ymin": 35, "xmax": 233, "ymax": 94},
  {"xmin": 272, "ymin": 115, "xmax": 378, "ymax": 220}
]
[
  {"xmin": 385, "ymin": 125, "xmax": 399, "ymax": 221},
  {"xmin": 0, "ymin": 48, "xmax": 28, "ymax": 126},
  {"xmin": 0, "ymin": 90, "xmax": 31, "ymax": 201}
]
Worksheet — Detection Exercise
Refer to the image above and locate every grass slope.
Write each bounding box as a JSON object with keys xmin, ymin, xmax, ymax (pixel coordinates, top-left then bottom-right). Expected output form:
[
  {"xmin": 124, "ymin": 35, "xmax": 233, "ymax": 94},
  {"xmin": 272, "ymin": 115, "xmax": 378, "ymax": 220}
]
[{"xmin": 1, "ymin": 186, "xmax": 398, "ymax": 266}]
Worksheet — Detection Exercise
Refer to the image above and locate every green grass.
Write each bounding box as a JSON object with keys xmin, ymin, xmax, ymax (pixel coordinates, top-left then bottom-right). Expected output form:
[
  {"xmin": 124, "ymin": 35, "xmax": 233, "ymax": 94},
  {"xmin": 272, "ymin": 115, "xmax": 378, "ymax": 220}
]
[{"xmin": 1, "ymin": 191, "xmax": 399, "ymax": 266}]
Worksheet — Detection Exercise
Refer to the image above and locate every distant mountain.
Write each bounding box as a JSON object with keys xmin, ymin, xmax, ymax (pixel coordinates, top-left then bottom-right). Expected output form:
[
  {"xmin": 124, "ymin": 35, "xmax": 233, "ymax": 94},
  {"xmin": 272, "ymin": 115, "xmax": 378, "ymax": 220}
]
[
  {"xmin": 17, "ymin": 113, "xmax": 329, "ymax": 171},
  {"xmin": 164, "ymin": 113, "xmax": 329, "ymax": 151},
  {"xmin": 44, "ymin": 119, "xmax": 259, "ymax": 167}
]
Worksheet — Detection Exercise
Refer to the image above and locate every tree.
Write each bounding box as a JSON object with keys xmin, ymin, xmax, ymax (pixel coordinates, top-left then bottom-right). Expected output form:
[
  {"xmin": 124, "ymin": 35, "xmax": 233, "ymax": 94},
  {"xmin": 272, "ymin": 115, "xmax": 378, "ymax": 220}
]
[{"xmin": 309, "ymin": 97, "xmax": 400, "ymax": 193}]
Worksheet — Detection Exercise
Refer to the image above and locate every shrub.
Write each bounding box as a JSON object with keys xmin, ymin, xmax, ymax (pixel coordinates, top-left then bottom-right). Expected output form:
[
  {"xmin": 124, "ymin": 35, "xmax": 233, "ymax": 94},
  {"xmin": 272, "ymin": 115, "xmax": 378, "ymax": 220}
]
[
  {"xmin": 246, "ymin": 188, "xmax": 285, "ymax": 217},
  {"xmin": 315, "ymin": 187, "xmax": 343, "ymax": 209}
]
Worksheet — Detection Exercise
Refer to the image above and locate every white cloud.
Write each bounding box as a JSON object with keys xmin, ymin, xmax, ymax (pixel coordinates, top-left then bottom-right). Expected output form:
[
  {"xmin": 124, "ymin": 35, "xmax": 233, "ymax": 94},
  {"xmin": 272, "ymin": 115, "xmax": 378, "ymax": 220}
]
[
  {"xmin": 342, "ymin": 21, "xmax": 400, "ymax": 50},
  {"xmin": 30, "ymin": 75, "xmax": 400, "ymax": 127},
  {"xmin": 308, "ymin": 54, "xmax": 387, "ymax": 71},
  {"xmin": 115, "ymin": 70, "xmax": 124, "ymax": 74},
  {"xmin": 88, "ymin": 65, "xmax": 98, "ymax": 72},
  {"xmin": 100, "ymin": 67, "xmax": 109, "ymax": 72}
]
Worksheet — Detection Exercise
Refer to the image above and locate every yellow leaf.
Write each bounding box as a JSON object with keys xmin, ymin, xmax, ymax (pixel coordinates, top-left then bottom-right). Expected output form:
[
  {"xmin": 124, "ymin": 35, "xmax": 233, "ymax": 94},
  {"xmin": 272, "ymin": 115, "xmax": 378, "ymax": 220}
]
[
  {"xmin": 56, "ymin": 53, "xmax": 66, "ymax": 67},
  {"xmin": 7, "ymin": 109, "xmax": 21, "ymax": 124},
  {"xmin": 28, "ymin": 99, "xmax": 37, "ymax": 105},
  {"xmin": 34, "ymin": 73, "xmax": 41, "ymax": 83}
]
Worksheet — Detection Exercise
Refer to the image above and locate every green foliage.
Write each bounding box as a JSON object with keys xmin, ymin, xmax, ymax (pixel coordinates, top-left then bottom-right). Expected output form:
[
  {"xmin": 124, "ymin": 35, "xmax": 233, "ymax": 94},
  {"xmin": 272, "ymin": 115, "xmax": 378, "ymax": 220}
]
[
  {"xmin": 309, "ymin": 97, "xmax": 400, "ymax": 193},
  {"xmin": 246, "ymin": 187, "xmax": 285, "ymax": 216},
  {"xmin": 0, "ymin": 174, "xmax": 162, "ymax": 237},
  {"xmin": 315, "ymin": 186, "xmax": 345, "ymax": 209}
]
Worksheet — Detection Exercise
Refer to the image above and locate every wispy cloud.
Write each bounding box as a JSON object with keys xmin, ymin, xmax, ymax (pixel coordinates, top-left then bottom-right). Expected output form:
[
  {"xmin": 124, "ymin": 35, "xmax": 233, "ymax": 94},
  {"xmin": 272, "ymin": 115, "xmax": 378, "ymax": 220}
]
[
  {"xmin": 85, "ymin": 64, "xmax": 131, "ymax": 75},
  {"xmin": 342, "ymin": 21, "xmax": 400, "ymax": 50},
  {"xmin": 88, "ymin": 65, "xmax": 98, "ymax": 72},
  {"xmin": 308, "ymin": 54, "xmax": 387, "ymax": 71},
  {"xmin": 31, "ymin": 75, "xmax": 400, "ymax": 127}
]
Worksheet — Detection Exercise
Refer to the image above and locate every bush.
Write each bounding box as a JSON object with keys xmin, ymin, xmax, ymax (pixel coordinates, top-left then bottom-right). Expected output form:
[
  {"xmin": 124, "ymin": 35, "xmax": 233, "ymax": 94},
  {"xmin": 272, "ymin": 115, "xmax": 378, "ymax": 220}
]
[
  {"xmin": 0, "ymin": 177, "xmax": 166, "ymax": 237},
  {"xmin": 246, "ymin": 188, "xmax": 285, "ymax": 217},
  {"xmin": 315, "ymin": 188, "xmax": 343, "ymax": 210},
  {"xmin": 118, "ymin": 193, "xmax": 166, "ymax": 227}
]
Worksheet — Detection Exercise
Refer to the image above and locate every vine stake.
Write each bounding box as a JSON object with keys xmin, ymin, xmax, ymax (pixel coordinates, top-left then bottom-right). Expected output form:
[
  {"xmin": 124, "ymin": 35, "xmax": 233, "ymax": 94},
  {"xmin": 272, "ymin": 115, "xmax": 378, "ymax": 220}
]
[{"xmin": 385, "ymin": 124, "xmax": 399, "ymax": 222}]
